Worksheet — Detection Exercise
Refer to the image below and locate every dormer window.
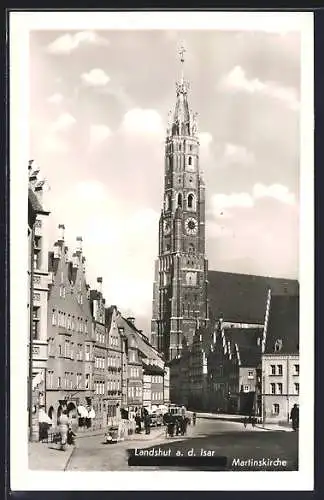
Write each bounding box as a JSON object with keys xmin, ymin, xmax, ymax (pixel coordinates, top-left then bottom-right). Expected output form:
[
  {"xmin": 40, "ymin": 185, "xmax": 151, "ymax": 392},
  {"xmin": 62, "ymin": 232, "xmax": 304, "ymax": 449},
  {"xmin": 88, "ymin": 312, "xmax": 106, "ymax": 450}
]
[{"xmin": 274, "ymin": 339, "xmax": 283, "ymax": 352}]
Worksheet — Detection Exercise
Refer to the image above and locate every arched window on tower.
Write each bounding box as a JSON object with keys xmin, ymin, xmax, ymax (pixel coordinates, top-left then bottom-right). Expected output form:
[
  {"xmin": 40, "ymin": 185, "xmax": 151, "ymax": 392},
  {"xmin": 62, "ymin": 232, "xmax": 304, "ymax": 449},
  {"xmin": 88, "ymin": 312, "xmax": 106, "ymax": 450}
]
[
  {"xmin": 165, "ymin": 194, "xmax": 171, "ymax": 211},
  {"xmin": 188, "ymin": 243, "xmax": 195, "ymax": 255},
  {"xmin": 188, "ymin": 156, "xmax": 192, "ymax": 166},
  {"xmin": 187, "ymin": 193, "xmax": 195, "ymax": 210},
  {"xmin": 177, "ymin": 193, "xmax": 183, "ymax": 208}
]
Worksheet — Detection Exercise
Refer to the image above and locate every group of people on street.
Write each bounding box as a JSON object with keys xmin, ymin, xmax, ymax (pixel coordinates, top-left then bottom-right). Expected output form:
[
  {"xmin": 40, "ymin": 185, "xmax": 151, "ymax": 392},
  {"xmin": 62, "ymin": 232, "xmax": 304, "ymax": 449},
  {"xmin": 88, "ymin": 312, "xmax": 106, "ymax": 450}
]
[
  {"xmin": 134, "ymin": 407, "xmax": 151, "ymax": 435},
  {"xmin": 163, "ymin": 412, "xmax": 192, "ymax": 437}
]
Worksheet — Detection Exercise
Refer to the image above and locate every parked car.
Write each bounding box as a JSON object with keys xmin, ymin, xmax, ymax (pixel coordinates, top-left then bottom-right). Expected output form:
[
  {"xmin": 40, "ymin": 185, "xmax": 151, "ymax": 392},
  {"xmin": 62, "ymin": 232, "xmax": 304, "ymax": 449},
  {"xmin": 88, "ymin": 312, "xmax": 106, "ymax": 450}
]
[
  {"xmin": 105, "ymin": 425, "xmax": 119, "ymax": 443},
  {"xmin": 150, "ymin": 411, "xmax": 163, "ymax": 427}
]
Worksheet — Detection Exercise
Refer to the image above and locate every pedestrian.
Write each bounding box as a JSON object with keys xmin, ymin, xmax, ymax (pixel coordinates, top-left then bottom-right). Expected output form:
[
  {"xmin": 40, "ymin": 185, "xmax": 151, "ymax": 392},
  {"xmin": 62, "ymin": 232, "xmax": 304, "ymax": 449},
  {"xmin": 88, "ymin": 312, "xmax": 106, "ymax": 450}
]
[
  {"xmin": 192, "ymin": 412, "xmax": 196, "ymax": 426},
  {"xmin": 135, "ymin": 409, "xmax": 142, "ymax": 434},
  {"xmin": 58, "ymin": 410, "xmax": 70, "ymax": 451},
  {"xmin": 290, "ymin": 404, "xmax": 299, "ymax": 431},
  {"xmin": 67, "ymin": 425, "xmax": 76, "ymax": 445},
  {"xmin": 144, "ymin": 412, "xmax": 151, "ymax": 435}
]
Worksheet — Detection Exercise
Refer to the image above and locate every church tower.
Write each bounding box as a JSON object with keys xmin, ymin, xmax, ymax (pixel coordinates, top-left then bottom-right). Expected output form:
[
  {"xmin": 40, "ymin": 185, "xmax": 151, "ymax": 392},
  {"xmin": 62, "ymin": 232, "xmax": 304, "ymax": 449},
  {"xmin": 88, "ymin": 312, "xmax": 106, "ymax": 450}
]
[{"xmin": 151, "ymin": 47, "xmax": 209, "ymax": 362}]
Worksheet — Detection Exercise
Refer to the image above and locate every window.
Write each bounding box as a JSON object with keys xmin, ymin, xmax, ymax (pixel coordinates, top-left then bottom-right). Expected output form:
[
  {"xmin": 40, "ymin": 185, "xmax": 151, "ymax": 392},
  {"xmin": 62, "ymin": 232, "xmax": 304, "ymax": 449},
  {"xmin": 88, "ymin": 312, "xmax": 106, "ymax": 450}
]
[
  {"xmin": 187, "ymin": 193, "xmax": 194, "ymax": 209},
  {"xmin": 277, "ymin": 383, "xmax": 283, "ymax": 394},
  {"xmin": 188, "ymin": 156, "xmax": 192, "ymax": 166},
  {"xmin": 270, "ymin": 383, "xmax": 276, "ymax": 394},
  {"xmin": 294, "ymin": 364, "xmax": 299, "ymax": 375},
  {"xmin": 58, "ymin": 345, "xmax": 62, "ymax": 356},
  {"xmin": 52, "ymin": 310, "xmax": 56, "ymax": 326},
  {"xmin": 294, "ymin": 383, "xmax": 299, "ymax": 394},
  {"xmin": 165, "ymin": 194, "xmax": 171, "ymax": 211},
  {"xmin": 248, "ymin": 370, "xmax": 254, "ymax": 379},
  {"xmin": 85, "ymin": 345, "xmax": 90, "ymax": 361},
  {"xmin": 70, "ymin": 343, "xmax": 74, "ymax": 359},
  {"xmin": 85, "ymin": 374, "xmax": 90, "ymax": 389},
  {"xmin": 277, "ymin": 364, "xmax": 283, "ymax": 375},
  {"xmin": 64, "ymin": 340, "xmax": 70, "ymax": 358},
  {"xmin": 32, "ymin": 307, "xmax": 40, "ymax": 340},
  {"xmin": 270, "ymin": 365, "xmax": 276, "ymax": 375},
  {"xmin": 57, "ymin": 376, "xmax": 61, "ymax": 388},
  {"xmin": 272, "ymin": 403, "xmax": 280, "ymax": 415},
  {"xmin": 76, "ymin": 373, "xmax": 82, "ymax": 389},
  {"xmin": 177, "ymin": 193, "xmax": 182, "ymax": 207},
  {"xmin": 47, "ymin": 371, "xmax": 53, "ymax": 389},
  {"xmin": 33, "ymin": 251, "xmax": 41, "ymax": 270},
  {"xmin": 243, "ymin": 385, "xmax": 249, "ymax": 393}
]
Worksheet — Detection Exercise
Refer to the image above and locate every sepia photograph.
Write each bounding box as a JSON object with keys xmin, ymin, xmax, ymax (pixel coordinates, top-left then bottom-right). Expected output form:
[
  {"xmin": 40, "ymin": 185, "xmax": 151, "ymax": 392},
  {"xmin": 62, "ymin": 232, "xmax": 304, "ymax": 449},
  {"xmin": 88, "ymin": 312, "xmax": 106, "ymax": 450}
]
[{"xmin": 9, "ymin": 10, "xmax": 314, "ymax": 491}]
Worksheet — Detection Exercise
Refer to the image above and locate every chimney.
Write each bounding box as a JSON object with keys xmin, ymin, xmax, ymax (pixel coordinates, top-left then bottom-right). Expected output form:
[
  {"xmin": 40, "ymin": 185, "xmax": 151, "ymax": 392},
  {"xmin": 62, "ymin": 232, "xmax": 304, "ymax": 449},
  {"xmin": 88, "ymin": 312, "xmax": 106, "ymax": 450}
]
[
  {"xmin": 127, "ymin": 317, "xmax": 135, "ymax": 325},
  {"xmin": 76, "ymin": 236, "xmax": 83, "ymax": 254},
  {"xmin": 72, "ymin": 252, "xmax": 79, "ymax": 269},
  {"xmin": 58, "ymin": 224, "xmax": 65, "ymax": 243},
  {"xmin": 53, "ymin": 242, "xmax": 61, "ymax": 259},
  {"xmin": 97, "ymin": 277, "xmax": 103, "ymax": 294}
]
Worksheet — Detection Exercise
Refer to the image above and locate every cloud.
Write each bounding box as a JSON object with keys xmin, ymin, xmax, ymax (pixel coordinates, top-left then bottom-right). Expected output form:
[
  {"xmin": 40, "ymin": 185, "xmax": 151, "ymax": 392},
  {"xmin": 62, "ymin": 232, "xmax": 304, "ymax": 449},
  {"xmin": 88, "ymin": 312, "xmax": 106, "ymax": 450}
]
[
  {"xmin": 211, "ymin": 192, "xmax": 254, "ymax": 210},
  {"xmin": 211, "ymin": 183, "xmax": 296, "ymax": 212},
  {"xmin": 47, "ymin": 93, "xmax": 63, "ymax": 104},
  {"xmin": 43, "ymin": 134, "xmax": 68, "ymax": 153},
  {"xmin": 89, "ymin": 124, "xmax": 112, "ymax": 146},
  {"xmin": 223, "ymin": 143, "xmax": 255, "ymax": 166},
  {"xmin": 253, "ymin": 183, "xmax": 295, "ymax": 205},
  {"xmin": 81, "ymin": 68, "xmax": 110, "ymax": 87},
  {"xmin": 47, "ymin": 30, "xmax": 109, "ymax": 55},
  {"xmin": 74, "ymin": 180, "xmax": 108, "ymax": 203},
  {"xmin": 199, "ymin": 132, "xmax": 213, "ymax": 148},
  {"xmin": 51, "ymin": 112, "xmax": 76, "ymax": 132},
  {"xmin": 220, "ymin": 65, "xmax": 299, "ymax": 111},
  {"xmin": 120, "ymin": 108, "xmax": 164, "ymax": 136}
]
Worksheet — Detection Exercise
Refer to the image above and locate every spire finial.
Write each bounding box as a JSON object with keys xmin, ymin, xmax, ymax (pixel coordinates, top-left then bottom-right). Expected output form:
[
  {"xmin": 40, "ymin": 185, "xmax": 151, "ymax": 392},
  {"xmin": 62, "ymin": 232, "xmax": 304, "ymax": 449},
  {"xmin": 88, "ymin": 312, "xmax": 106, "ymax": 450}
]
[
  {"xmin": 179, "ymin": 44, "xmax": 186, "ymax": 64},
  {"xmin": 179, "ymin": 44, "xmax": 186, "ymax": 83}
]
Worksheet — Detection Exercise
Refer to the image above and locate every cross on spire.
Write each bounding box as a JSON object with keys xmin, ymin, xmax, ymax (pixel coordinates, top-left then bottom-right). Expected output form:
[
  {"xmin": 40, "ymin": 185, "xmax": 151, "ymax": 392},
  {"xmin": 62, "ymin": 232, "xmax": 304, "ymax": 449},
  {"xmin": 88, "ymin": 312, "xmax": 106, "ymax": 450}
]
[{"xmin": 179, "ymin": 44, "xmax": 186, "ymax": 64}]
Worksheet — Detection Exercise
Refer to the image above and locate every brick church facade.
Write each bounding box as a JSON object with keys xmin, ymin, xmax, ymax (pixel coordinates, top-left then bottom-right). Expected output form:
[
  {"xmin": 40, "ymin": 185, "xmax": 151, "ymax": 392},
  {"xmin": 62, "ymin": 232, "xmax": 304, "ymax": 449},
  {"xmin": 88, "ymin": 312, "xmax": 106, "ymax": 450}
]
[
  {"xmin": 150, "ymin": 49, "xmax": 299, "ymax": 417},
  {"xmin": 151, "ymin": 48, "xmax": 209, "ymax": 362}
]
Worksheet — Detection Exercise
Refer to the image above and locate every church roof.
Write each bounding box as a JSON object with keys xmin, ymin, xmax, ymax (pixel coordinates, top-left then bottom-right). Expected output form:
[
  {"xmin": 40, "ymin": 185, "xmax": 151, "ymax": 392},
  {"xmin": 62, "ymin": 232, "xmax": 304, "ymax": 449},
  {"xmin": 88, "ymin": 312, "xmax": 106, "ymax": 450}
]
[
  {"xmin": 208, "ymin": 270, "xmax": 299, "ymax": 324},
  {"xmin": 224, "ymin": 328, "xmax": 262, "ymax": 367},
  {"xmin": 264, "ymin": 294, "xmax": 299, "ymax": 355}
]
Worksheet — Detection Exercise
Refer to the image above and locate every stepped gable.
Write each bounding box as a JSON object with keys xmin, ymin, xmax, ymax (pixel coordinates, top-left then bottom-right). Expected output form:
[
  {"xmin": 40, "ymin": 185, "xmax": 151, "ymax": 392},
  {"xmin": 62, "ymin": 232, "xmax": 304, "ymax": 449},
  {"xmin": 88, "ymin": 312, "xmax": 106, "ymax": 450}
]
[{"xmin": 208, "ymin": 270, "xmax": 299, "ymax": 324}]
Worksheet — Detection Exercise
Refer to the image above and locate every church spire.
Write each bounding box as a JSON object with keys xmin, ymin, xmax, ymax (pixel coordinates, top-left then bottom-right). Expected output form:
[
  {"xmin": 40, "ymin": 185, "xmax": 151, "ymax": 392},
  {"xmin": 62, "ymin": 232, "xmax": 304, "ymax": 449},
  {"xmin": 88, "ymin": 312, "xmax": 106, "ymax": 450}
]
[{"xmin": 169, "ymin": 44, "xmax": 197, "ymax": 138}]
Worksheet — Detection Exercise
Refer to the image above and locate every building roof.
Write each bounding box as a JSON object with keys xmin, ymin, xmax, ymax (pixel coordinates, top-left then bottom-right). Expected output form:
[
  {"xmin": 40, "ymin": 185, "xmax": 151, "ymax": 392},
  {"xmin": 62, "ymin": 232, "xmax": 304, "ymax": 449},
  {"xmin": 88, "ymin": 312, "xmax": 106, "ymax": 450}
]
[
  {"xmin": 224, "ymin": 328, "xmax": 262, "ymax": 367},
  {"xmin": 105, "ymin": 306, "xmax": 116, "ymax": 332},
  {"xmin": 264, "ymin": 294, "xmax": 299, "ymax": 355},
  {"xmin": 208, "ymin": 270, "xmax": 299, "ymax": 324},
  {"xmin": 142, "ymin": 362, "xmax": 165, "ymax": 375},
  {"xmin": 119, "ymin": 316, "xmax": 164, "ymax": 364}
]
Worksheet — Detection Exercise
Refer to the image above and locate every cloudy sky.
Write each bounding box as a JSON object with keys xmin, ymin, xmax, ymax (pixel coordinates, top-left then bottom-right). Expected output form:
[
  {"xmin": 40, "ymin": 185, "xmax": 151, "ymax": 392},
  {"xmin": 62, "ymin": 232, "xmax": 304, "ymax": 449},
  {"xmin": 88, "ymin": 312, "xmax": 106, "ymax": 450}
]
[{"xmin": 29, "ymin": 26, "xmax": 300, "ymax": 332}]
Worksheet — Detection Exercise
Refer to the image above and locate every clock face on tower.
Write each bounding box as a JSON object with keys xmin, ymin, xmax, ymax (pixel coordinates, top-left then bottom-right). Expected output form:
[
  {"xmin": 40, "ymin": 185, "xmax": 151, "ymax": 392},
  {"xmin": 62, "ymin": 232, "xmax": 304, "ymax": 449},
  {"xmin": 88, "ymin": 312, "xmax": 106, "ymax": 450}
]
[
  {"xmin": 163, "ymin": 220, "xmax": 171, "ymax": 235},
  {"xmin": 185, "ymin": 217, "xmax": 198, "ymax": 235}
]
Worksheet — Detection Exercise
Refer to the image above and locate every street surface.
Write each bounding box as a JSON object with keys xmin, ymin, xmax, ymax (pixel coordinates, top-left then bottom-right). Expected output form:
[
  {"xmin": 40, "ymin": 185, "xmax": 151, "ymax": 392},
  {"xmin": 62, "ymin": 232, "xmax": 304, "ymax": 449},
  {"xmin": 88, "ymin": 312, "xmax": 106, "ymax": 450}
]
[{"xmin": 66, "ymin": 417, "xmax": 298, "ymax": 471}]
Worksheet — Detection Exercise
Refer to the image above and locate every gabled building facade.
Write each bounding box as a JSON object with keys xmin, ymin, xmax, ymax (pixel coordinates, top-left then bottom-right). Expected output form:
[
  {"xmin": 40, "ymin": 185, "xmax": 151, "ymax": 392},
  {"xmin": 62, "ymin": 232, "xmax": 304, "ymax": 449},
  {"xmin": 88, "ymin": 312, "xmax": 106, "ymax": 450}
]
[
  {"xmin": 28, "ymin": 160, "xmax": 50, "ymax": 440},
  {"xmin": 261, "ymin": 293, "xmax": 299, "ymax": 423},
  {"xmin": 90, "ymin": 277, "xmax": 109, "ymax": 429},
  {"xmin": 46, "ymin": 226, "xmax": 95, "ymax": 424}
]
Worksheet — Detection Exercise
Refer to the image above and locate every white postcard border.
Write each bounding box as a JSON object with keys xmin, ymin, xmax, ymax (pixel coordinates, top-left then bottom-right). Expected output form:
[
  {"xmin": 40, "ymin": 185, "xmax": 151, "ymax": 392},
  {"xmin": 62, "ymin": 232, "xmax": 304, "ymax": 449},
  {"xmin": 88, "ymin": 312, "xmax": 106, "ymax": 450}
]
[{"xmin": 9, "ymin": 10, "xmax": 314, "ymax": 491}]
